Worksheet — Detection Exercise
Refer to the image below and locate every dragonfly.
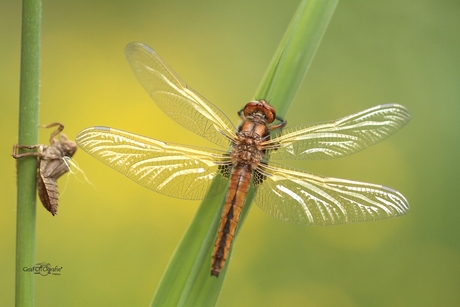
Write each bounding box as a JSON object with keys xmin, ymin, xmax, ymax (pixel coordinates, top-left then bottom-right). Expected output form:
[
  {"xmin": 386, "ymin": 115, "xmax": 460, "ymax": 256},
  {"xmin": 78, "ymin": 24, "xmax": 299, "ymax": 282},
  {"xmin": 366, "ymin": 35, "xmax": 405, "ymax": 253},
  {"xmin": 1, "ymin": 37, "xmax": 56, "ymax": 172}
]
[
  {"xmin": 13, "ymin": 122, "xmax": 77, "ymax": 216},
  {"xmin": 76, "ymin": 42, "xmax": 411, "ymax": 277}
]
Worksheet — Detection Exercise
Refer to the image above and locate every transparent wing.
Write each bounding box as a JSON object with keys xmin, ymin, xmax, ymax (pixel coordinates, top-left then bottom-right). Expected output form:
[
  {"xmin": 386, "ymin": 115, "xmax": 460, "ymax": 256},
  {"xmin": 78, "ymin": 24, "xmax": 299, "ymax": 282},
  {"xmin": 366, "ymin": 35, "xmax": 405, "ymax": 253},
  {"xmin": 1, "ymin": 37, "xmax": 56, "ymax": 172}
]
[
  {"xmin": 76, "ymin": 126, "xmax": 232, "ymax": 200},
  {"xmin": 264, "ymin": 104, "xmax": 411, "ymax": 160},
  {"xmin": 125, "ymin": 42, "xmax": 236, "ymax": 148},
  {"xmin": 254, "ymin": 162, "xmax": 409, "ymax": 225}
]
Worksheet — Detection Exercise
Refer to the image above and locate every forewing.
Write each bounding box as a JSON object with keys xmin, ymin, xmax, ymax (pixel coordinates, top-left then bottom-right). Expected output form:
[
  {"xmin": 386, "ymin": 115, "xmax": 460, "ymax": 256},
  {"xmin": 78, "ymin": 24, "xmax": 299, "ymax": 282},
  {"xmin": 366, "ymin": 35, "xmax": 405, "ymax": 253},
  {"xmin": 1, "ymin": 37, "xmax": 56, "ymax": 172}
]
[
  {"xmin": 254, "ymin": 162, "xmax": 409, "ymax": 225},
  {"xmin": 125, "ymin": 42, "xmax": 236, "ymax": 148},
  {"xmin": 76, "ymin": 127, "xmax": 231, "ymax": 200},
  {"xmin": 265, "ymin": 104, "xmax": 411, "ymax": 160}
]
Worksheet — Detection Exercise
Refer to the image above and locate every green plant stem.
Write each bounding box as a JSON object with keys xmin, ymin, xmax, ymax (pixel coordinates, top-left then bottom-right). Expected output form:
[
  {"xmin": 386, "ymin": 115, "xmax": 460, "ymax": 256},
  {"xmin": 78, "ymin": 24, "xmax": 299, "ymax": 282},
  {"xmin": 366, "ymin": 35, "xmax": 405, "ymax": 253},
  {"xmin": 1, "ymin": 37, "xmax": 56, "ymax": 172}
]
[
  {"xmin": 16, "ymin": 0, "xmax": 41, "ymax": 306},
  {"xmin": 256, "ymin": 0, "xmax": 339, "ymax": 116},
  {"xmin": 151, "ymin": 1, "xmax": 338, "ymax": 306}
]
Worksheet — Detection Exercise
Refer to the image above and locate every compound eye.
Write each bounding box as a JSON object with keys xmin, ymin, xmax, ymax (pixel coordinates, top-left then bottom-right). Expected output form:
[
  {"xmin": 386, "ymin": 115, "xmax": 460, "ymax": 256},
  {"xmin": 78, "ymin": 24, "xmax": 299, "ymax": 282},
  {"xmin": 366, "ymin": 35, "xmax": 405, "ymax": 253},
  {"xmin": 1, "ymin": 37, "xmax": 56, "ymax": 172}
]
[
  {"xmin": 260, "ymin": 100, "xmax": 276, "ymax": 123},
  {"xmin": 243, "ymin": 100, "xmax": 276, "ymax": 123}
]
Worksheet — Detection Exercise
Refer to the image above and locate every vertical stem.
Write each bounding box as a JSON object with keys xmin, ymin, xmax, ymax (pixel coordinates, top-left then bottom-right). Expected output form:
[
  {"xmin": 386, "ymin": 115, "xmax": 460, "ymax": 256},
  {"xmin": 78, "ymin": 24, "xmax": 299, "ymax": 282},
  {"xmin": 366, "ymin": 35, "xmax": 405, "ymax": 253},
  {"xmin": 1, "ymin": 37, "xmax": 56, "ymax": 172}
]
[{"xmin": 16, "ymin": 0, "xmax": 41, "ymax": 306}]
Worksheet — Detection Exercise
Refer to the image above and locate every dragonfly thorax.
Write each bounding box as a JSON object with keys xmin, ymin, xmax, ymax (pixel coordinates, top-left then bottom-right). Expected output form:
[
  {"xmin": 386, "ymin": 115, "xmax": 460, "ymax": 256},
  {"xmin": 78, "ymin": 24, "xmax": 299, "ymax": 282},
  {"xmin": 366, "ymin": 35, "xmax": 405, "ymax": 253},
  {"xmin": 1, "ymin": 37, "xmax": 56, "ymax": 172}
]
[{"xmin": 231, "ymin": 120, "xmax": 268, "ymax": 168}]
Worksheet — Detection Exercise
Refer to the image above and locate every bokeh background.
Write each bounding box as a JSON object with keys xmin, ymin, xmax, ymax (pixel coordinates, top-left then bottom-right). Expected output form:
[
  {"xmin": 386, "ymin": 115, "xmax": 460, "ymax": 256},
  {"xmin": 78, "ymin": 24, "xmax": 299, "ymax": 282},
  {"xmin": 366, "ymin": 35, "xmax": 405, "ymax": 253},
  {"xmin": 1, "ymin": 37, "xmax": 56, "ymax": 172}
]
[{"xmin": 2, "ymin": 0, "xmax": 459, "ymax": 306}]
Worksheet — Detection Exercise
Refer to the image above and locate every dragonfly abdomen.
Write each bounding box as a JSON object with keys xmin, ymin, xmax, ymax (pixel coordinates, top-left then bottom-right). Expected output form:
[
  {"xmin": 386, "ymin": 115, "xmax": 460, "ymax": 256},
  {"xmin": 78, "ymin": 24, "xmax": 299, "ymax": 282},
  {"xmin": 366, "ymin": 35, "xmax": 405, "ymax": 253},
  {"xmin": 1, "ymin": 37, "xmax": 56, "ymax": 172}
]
[
  {"xmin": 211, "ymin": 163, "xmax": 252, "ymax": 276},
  {"xmin": 38, "ymin": 175, "xmax": 60, "ymax": 216}
]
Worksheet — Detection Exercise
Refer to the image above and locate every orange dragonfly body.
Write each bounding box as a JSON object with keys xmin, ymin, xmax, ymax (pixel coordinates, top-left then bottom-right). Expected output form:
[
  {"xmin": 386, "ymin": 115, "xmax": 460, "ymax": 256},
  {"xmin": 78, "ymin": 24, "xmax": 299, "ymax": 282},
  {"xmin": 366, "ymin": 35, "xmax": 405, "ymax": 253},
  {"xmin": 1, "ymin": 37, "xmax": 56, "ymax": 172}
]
[{"xmin": 76, "ymin": 42, "xmax": 411, "ymax": 277}]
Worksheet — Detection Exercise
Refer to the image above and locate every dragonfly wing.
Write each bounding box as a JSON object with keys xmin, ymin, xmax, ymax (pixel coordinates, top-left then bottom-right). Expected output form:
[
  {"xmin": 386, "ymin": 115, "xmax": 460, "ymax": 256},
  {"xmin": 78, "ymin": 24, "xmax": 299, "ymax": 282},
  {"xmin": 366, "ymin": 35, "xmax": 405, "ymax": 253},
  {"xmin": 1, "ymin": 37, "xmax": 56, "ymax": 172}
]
[
  {"xmin": 265, "ymin": 104, "xmax": 411, "ymax": 160},
  {"xmin": 125, "ymin": 42, "xmax": 236, "ymax": 148},
  {"xmin": 76, "ymin": 126, "xmax": 231, "ymax": 200},
  {"xmin": 254, "ymin": 162, "xmax": 409, "ymax": 225}
]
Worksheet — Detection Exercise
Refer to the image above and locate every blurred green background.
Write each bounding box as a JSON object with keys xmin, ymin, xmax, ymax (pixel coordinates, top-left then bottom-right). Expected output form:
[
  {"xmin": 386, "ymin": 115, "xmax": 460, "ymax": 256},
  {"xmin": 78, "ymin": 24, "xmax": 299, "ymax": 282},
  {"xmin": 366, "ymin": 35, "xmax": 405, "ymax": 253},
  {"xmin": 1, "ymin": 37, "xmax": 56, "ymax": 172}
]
[{"xmin": 2, "ymin": 0, "xmax": 459, "ymax": 306}]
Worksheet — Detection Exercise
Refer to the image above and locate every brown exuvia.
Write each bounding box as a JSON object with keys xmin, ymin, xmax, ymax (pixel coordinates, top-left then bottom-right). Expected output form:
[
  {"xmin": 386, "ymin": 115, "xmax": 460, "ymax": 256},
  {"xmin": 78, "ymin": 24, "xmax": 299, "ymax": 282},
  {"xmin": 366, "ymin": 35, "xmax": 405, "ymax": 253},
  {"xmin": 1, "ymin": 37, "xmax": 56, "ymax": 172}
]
[{"xmin": 13, "ymin": 122, "xmax": 77, "ymax": 215}]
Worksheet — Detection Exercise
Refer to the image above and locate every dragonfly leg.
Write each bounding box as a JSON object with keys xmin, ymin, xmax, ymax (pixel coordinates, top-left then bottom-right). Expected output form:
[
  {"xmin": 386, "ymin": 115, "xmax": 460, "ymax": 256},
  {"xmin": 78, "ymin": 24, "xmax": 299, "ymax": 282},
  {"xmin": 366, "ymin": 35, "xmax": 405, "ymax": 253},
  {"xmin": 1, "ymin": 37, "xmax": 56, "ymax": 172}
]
[
  {"xmin": 269, "ymin": 116, "xmax": 287, "ymax": 131},
  {"xmin": 12, "ymin": 144, "xmax": 42, "ymax": 159},
  {"xmin": 39, "ymin": 122, "xmax": 64, "ymax": 143}
]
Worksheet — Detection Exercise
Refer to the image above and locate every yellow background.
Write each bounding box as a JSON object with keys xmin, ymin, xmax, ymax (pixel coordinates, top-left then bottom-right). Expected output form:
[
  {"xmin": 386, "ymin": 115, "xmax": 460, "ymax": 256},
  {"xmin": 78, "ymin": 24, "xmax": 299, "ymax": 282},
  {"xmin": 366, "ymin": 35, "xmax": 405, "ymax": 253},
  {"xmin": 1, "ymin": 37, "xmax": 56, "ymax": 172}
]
[{"xmin": 1, "ymin": 0, "xmax": 459, "ymax": 306}]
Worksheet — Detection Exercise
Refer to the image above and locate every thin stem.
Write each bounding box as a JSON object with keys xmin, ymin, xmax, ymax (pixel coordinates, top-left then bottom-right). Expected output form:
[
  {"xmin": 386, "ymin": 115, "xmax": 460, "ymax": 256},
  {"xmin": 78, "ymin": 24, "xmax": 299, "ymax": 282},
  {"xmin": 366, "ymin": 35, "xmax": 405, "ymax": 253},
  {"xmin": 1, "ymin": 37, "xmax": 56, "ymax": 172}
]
[{"xmin": 15, "ymin": 0, "xmax": 41, "ymax": 306}]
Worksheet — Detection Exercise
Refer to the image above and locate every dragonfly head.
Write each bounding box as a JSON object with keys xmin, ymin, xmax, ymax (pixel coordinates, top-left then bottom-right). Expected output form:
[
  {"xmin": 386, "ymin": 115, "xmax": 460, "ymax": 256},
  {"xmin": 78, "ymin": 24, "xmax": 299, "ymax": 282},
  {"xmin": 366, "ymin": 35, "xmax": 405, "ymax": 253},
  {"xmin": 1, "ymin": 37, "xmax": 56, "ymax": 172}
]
[
  {"xmin": 59, "ymin": 134, "xmax": 78, "ymax": 158},
  {"xmin": 243, "ymin": 100, "xmax": 276, "ymax": 124}
]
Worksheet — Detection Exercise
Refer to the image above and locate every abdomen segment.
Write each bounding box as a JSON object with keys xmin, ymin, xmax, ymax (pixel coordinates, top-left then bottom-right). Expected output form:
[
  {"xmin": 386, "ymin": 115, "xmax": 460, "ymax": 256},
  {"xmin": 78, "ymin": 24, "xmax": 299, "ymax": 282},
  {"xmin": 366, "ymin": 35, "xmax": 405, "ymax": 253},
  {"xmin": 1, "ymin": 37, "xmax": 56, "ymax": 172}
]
[{"xmin": 211, "ymin": 164, "xmax": 252, "ymax": 276}]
